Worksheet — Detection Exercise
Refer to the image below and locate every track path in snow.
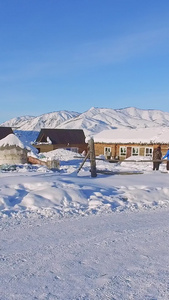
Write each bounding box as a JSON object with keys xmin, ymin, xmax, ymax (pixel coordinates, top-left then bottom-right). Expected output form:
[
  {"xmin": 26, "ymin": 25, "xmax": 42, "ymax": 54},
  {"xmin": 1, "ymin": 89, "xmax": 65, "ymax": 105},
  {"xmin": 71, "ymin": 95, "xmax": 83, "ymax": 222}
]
[{"xmin": 0, "ymin": 208, "xmax": 169, "ymax": 299}]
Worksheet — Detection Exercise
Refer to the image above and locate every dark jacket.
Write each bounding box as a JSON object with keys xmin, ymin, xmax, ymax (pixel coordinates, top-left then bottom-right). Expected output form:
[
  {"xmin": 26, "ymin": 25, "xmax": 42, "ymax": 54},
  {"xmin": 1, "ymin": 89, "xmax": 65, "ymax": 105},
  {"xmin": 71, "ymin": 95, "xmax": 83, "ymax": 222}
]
[{"xmin": 153, "ymin": 147, "xmax": 162, "ymax": 160}]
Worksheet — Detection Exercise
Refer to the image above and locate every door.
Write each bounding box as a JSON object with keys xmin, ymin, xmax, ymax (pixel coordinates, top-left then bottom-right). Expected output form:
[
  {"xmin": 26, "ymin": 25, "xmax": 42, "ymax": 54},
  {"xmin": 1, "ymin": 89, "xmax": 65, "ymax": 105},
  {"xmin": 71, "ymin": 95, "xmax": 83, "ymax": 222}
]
[{"xmin": 126, "ymin": 147, "xmax": 132, "ymax": 158}]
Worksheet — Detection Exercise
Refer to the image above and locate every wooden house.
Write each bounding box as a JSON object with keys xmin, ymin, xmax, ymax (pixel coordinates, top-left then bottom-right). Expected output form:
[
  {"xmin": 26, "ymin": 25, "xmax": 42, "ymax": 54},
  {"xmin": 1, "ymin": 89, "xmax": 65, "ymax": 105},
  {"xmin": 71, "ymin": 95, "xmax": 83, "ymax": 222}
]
[
  {"xmin": 33, "ymin": 128, "xmax": 88, "ymax": 154},
  {"xmin": 93, "ymin": 127, "xmax": 169, "ymax": 160}
]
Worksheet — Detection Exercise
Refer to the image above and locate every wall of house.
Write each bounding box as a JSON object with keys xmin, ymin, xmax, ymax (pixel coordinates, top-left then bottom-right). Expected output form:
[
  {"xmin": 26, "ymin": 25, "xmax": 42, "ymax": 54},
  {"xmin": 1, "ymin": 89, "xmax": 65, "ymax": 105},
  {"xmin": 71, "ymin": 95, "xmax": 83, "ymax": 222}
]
[
  {"xmin": 95, "ymin": 143, "xmax": 116, "ymax": 158},
  {"xmin": 33, "ymin": 144, "xmax": 54, "ymax": 153},
  {"xmin": 95, "ymin": 143, "xmax": 169, "ymax": 160},
  {"xmin": 33, "ymin": 143, "xmax": 88, "ymax": 154},
  {"xmin": 52, "ymin": 143, "xmax": 88, "ymax": 154}
]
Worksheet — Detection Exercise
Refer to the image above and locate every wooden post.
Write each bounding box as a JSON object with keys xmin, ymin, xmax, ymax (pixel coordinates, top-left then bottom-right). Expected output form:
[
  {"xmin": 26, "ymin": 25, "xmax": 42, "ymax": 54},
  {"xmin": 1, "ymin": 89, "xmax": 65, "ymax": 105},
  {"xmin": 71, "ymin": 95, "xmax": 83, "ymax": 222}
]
[
  {"xmin": 88, "ymin": 138, "xmax": 97, "ymax": 177},
  {"xmin": 77, "ymin": 151, "xmax": 90, "ymax": 174}
]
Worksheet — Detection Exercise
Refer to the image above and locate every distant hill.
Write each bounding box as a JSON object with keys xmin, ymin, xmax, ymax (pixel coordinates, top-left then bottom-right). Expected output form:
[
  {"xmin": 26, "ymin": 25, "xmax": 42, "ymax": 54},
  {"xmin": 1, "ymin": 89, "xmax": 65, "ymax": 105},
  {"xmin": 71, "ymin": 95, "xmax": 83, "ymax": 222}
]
[
  {"xmin": 1, "ymin": 111, "xmax": 80, "ymax": 131},
  {"xmin": 1, "ymin": 107, "xmax": 169, "ymax": 141},
  {"xmin": 57, "ymin": 107, "xmax": 169, "ymax": 136}
]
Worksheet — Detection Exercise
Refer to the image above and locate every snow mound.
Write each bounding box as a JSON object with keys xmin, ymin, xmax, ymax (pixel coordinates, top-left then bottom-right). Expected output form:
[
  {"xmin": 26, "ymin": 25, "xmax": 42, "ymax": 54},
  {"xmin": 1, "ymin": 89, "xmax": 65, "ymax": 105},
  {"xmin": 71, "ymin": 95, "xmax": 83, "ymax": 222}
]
[
  {"xmin": 38, "ymin": 148, "xmax": 82, "ymax": 162},
  {"xmin": 0, "ymin": 134, "xmax": 25, "ymax": 149}
]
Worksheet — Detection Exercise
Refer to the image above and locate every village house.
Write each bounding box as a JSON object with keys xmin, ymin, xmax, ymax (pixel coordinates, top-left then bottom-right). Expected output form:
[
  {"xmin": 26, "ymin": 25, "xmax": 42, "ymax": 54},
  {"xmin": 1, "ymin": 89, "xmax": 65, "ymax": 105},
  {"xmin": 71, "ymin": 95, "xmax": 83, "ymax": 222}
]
[
  {"xmin": 33, "ymin": 128, "xmax": 88, "ymax": 154},
  {"xmin": 93, "ymin": 127, "xmax": 169, "ymax": 160}
]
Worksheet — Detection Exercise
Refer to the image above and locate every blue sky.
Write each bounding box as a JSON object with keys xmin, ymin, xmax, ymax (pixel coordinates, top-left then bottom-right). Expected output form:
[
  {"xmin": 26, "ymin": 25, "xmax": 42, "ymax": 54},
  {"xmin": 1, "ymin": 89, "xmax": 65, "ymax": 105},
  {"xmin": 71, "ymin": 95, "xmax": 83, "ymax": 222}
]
[{"xmin": 1, "ymin": 0, "xmax": 169, "ymax": 123}]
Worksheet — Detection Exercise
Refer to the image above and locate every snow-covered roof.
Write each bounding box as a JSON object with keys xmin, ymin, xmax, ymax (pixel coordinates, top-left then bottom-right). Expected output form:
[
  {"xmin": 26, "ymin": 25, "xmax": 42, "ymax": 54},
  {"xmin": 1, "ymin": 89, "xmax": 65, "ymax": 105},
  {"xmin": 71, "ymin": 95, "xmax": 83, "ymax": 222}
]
[
  {"xmin": 93, "ymin": 127, "xmax": 169, "ymax": 144},
  {"xmin": 0, "ymin": 133, "xmax": 25, "ymax": 148}
]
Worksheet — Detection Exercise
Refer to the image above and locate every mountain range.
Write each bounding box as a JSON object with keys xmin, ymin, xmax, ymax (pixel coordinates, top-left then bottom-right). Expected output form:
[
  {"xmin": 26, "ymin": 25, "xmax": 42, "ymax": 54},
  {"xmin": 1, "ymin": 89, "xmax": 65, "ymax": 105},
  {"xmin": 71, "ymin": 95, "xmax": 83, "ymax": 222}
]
[{"xmin": 1, "ymin": 107, "xmax": 169, "ymax": 138}]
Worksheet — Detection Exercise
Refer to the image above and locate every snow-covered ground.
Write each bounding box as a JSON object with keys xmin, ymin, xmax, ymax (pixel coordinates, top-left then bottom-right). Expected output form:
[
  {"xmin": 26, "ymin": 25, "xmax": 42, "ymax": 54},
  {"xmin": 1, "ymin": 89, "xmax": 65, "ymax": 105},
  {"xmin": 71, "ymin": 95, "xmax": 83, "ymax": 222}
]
[{"xmin": 1, "ymin": 149, "xmax": 169, "ymax": 299}]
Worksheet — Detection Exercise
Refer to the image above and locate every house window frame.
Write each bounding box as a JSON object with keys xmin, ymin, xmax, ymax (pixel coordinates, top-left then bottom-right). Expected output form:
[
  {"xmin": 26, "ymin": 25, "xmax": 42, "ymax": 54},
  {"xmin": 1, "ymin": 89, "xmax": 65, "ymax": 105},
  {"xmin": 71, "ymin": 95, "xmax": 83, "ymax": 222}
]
[
  {"xmin": 145, "ymin": 147, "xmax": 153, "ymax": 157},
  {"xmin": 104, "ymin": 147, "xmax": 111, "ymax": 157},
  {"xmin": 119, "ymin": 146, "xmax": 127, "ymax": 156},
  {"xmin": 65, "ymin": 147, "xmax": 78, "ymax": 153},
  {"xmin": 132, "ymin": 147, "xmax": 139, "ymax": 156}
]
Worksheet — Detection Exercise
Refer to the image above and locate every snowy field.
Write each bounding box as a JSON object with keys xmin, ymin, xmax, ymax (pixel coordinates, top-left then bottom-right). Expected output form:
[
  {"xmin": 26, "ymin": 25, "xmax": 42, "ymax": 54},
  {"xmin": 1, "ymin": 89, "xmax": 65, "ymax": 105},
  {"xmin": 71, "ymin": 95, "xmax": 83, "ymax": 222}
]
[{"xmin": 1, "ymin": 149, "xmax": 169, "ymax": 299}]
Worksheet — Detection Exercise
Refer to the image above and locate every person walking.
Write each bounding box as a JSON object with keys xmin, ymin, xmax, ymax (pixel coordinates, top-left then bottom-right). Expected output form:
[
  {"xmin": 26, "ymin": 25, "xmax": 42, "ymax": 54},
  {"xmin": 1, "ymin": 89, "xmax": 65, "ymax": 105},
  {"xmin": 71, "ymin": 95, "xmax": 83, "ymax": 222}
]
[
  {"xmin": 162, "ymin": 147, "xmax": 169, "ymax": 170},
  {"xmin": 153, "ymin": 145, "xmax": 162, "ymax": 170}
]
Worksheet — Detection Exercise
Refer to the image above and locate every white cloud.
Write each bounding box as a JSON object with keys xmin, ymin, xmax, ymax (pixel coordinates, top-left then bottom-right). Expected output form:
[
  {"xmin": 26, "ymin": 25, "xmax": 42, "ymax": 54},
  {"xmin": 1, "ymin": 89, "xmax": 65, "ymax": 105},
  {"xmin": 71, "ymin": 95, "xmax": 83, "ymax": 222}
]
[{"xmin": 74, "ymin": 28, "xmax": 169, "ymax": 66}]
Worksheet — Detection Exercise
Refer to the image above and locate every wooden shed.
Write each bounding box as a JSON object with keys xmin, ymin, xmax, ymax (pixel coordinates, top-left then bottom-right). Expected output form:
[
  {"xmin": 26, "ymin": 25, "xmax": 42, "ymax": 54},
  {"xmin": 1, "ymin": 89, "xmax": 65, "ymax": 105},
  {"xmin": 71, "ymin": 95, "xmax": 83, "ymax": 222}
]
[
  {"xmin": 93, "ymin": 127, "xmax": 169, "ymax": 160},
  {"xmin": 33, "ymin": 128, "xmax": 88, "ymax": 154}
]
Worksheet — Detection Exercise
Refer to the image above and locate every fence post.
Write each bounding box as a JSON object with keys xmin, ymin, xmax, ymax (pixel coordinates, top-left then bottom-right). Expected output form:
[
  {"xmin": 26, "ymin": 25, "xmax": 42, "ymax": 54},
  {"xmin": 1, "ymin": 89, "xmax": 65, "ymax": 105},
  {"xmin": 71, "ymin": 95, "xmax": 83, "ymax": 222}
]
[
  {"xmin": 89, "ymin": 138, "xmax": 97, "ymax": 177},
  {"xmin": 77, "ymin": 151, "xmax": 90, "ymax": 174}
]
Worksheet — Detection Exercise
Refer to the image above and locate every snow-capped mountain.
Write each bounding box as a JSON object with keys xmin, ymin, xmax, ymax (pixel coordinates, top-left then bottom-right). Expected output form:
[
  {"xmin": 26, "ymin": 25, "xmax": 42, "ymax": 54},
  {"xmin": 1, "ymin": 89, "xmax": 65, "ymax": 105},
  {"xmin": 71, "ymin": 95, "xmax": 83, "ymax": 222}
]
[
  {"xmin": 58, "ymin": 107, "xmax": 169, "ymax": 136},
  {"xmin": 1, "ymin": 111, "xmax": 80, "ymax": 131},
  {"xmin": 2, "ymin": 107, "xmax": 169, "ymax": 138},
  {"xmin": 1, "ymin": 115, "xmax": 35, "ymax": 129}
]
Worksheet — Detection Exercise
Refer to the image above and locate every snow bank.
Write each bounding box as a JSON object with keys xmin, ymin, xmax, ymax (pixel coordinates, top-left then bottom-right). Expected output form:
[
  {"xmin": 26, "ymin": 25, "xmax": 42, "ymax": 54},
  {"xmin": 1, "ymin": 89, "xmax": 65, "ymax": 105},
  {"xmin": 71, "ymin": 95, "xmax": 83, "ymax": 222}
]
[
  {"xmin": 0, "ymin": 133, "xmax": 25, "ymax": 148},
  {"xmin": 37, "ymin": 148, "xmax": 82, "ymax": 161},
  {"xmin": 0, "ymin": 148, "xmax": 169, "ymax": 218}
]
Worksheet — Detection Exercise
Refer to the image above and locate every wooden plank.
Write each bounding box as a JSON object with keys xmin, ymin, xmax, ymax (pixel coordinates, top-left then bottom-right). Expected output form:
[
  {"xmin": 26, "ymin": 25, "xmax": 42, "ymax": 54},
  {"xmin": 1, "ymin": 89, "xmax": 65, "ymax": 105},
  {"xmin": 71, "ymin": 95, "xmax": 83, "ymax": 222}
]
[
  {"xmin": 74, "ymin": 156, "xmax": 167, "ymax": 163},
  {"xmin": 77, "ymin": 151, "xmax": 90, "ymax": 174},
  {"xmin": 97, "ymin": 170, "xmax": 143, "ymax": 175}
]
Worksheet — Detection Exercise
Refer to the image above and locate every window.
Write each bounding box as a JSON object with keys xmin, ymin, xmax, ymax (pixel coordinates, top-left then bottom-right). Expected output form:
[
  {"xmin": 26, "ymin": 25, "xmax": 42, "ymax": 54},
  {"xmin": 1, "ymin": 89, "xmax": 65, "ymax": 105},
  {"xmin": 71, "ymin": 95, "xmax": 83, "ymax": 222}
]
[
  {"xmin": 120, "ymin": 146, "xmax": 127, "ymax": 156},
  {"xmin": 145, "ymin": 147, "xmax": 153, "ymax": 157},
  {"xmin": 65, "ymin": 147, "xmax": 78, "ymax": 153},
  {"xmin": 104, "ymin": 147, "xmax": 111, "ymax": 157},
  {"xmin": 132, "ymin": 147, "xmax": 139, "ymax": 156}
]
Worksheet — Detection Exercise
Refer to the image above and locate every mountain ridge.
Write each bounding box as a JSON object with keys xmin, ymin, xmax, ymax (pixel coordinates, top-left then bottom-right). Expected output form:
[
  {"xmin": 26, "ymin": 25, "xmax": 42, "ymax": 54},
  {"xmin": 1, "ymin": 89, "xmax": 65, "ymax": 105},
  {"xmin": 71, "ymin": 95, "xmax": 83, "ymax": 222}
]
[{"xmin": 1, "ymin": 107, "xmax": 169, "ymax": 138}]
